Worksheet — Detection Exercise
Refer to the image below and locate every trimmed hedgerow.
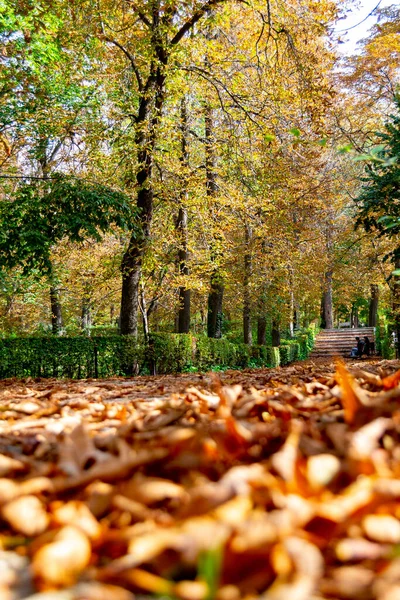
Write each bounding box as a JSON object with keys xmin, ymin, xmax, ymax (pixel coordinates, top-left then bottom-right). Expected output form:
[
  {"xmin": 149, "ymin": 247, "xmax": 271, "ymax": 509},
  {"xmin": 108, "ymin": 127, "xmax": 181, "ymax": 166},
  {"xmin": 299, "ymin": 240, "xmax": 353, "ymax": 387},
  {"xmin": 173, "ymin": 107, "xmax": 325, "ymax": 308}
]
[
  {"xmin": 0, "ymin": 336, "xmax": 143, "ymax": 379},
  {"xmin": 0, "ymin": 327, "xmax": 315, "ymax": 379}
]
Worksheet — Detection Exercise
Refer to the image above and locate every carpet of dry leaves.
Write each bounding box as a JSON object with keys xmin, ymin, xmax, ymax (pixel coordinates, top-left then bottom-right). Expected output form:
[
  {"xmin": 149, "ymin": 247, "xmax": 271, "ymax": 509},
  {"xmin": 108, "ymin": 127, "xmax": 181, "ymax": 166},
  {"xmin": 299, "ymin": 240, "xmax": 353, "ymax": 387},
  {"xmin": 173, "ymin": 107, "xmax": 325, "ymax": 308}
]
[{"xmin": 2, "ymin": 358, "xmax": 400, "ymax": 600}]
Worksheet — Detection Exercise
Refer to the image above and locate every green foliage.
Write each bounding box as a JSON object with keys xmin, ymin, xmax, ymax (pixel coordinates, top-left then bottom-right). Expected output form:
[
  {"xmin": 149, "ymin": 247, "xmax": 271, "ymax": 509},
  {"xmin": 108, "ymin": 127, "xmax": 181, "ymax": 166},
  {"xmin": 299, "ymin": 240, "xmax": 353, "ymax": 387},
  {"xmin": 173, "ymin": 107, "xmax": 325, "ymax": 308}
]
[
  {"xmin": 0, "ymin": 336, "xmax": 143, "ymax": 379},
  {"xmin": 0, "ymin": 326, "xmax": 316, "ymax": 378},
  {"xmin": 197, "ymin": 547, "xmax": 223, "ymax": 600},
  {"xmin": 0, "ymin": 175, "xmax": 138, "ymax": 275},
  {"xmin": 148, "ymin": 333, "xmax": 194, "ymax": 374},
  {"xmin": 279, "ymin": 342, "xmax": 300, "ymax": 365},
  {"xmin": 376, "ymin": 321, "xmax": 396, "ymax": 359},
  {"xmin": 355, "ymin": 94, "xmax": 400, "ymax": 261}
]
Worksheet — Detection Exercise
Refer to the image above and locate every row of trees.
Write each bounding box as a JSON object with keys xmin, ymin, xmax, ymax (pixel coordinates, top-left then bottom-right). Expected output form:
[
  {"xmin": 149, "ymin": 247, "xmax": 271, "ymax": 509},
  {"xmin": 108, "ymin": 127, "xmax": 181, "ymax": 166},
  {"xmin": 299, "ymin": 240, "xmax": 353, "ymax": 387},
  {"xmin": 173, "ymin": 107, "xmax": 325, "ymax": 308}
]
[{"xmin": 0, "ymin": 0, "xmax": 399, "ymax": 342}]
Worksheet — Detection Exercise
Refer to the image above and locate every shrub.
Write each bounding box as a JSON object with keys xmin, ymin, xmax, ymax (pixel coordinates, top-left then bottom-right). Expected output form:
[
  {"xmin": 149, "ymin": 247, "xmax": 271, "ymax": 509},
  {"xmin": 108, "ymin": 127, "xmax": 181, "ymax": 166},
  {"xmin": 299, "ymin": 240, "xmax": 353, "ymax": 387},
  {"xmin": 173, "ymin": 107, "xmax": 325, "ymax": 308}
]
[
  {"xmin": 0, "ymin": 336, "xmax": 144, "ymax": 379},
  {"xmin": 0, "ymin": 331, "xmax": 315, "ymax": 379}
]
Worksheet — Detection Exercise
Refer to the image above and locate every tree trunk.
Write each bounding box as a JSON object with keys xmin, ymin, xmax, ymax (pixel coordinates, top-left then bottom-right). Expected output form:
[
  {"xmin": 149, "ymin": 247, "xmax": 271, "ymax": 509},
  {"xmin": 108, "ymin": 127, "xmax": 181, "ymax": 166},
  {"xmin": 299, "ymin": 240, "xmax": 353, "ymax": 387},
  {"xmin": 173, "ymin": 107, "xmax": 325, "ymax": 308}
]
[
  {"xmin": 120, "ymin": 238, "xmax": 142, "ymax": 336},
  {"xmin": 50, "ymin": 286, "xmax": 63, "ymax": 335},
  {"xmin": 119, "ymin": 59, "xmax": 166, "ymax": 336},
  {"xmin": 176, "ymin": 98, "xmax": 190, "ymax": 334},
  {"xmin": 243, "ymin": 224, "xmax": 252, "ymax": 345},
  {"xmin": 81, "ymin": 299, "xmax": 91, "ymax": 332},
  {"xmin": 393, "ymin": 257, "xmax": 400, "ymax": 358},
  {"xmin": 288, "ymin": 265, "xmax": 295, "ymax": 337},
  {"xmin": 350, "ymin": 303, "xmax": 359, "ymax": 328},
  {"xmin": 368, "ymin": 284, "xmax": 379, "ymax": 327},
  {"xmin": 294, "ymin": 302, "xmax": 301, "ymax": 331},
  {"xmin": 272, "ymin": 318, "xmax": 280, "ymax": 347},
  {"xmin": 257, "ymin": 316, "xmax": 267, "ymax": 345},
  {"xmin": 205, "ymin": 103, "xmax": 224, "ymax": 338},
  {"xmin": 177, "ymin": 206, "xmax": 191, "ymax": 334},
  {"xmin": 257, "ymin": 289, "xmax": 267, "ymax": 345},
  {"xmin": 321, "ymin": 270, "xmax": 333, "ymax": 329},
  {"xmin": 207, "ymin": 275, "xmax": 224, "ymax": 338}
]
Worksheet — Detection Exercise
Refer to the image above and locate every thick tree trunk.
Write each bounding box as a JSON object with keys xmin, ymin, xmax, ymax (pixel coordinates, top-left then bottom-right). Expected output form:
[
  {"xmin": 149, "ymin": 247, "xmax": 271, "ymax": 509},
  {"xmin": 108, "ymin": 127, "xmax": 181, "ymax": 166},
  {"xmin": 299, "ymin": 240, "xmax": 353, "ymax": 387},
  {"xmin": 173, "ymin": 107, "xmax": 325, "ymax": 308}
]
[
  {"xmin": 119, "ymin": 55, "xmax": 166, "ymax": 336},
  {"xmin": 257, "ymin": 316, "xmax": 267, "ymax": 345},
  {"xmin": 120, "ymin": 238, "xmax": 143, "ymax": 336},
  {"xmin": 120, "ymin": 151, "xmax": 154, "ymax": 335},
  {"xmin": 50, "ymin": 286, "xmax": 63, "ymax": 335},
  {"xmin": 321, "ymin": 270, "xmax": 333, "ymax": 329},
  {"xmin": 272, "ymin": 318, "xmax": 280, "ymax": 347},
  {"xmin": 368, "ymin": 284, "xmax": 379, "ymax": 327},
  {"xmin": 243, "ymin": 224, "xmax": 252, "ymax": 345},
  {"xmin": 176, "ymin": 98, "xmax": 191, "ymax": 334},
  {"xmin": 205, "ymin": 103, "xmax": 224, "ymax": 338}
]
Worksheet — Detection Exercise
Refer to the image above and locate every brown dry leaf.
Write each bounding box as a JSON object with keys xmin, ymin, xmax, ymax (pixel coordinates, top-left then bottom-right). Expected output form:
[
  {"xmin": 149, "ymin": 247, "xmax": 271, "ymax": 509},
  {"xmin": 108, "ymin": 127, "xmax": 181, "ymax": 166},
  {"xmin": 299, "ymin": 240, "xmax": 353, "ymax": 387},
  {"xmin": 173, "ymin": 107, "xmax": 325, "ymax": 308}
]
[
  {"xmin": 0, "ymin": 455, "xmax": 25, "ymax": 477},
  {"xmin": 32, "ymin": 526, "xmax": 91, "ymax": 588},
  {"xmin": 350, "ymin": 417, "xmax": 393, "ymax": 460},
  {"xmin": 320, "ymin": 566, "xmax": 375, "ymax": 599},
  {"xmin": 120, "ymin": 473, "xmax": 186, "ymax": 505},
  {"xmin": 306, "ymin": 454, "xmax": 341, "ymax": 490},
  {"xmin": 335, "ymin": 537, "xmax": 389, "ymax": 562},
  {"xmin": 2, "ymin": 358, "xmax": 400, "ymax": 599},
  {"xmin": 2, "ymin": 495, "xmax": 49, "ymax": 536},
  {"xmin": 174, "ymin": 580, "xmax": 209, "ymax": 600},
  {"xmin": 335, "ymin": 361, "xmax": 362, "ymax": 424},
  {"xmin": 362, "ymin": 514, "xmax": 400, "ymax": 544},
  {"xmin": 52, "ymin": 500, "xmax": 102, "ymax": 540},
  {"xmin": 263, "ymin": 537, "xmax": 323, "ymax": 600},
  {"xmin": 58, "ymin": 422, "xmax": 111, "ymax": 477},
  {"xmin": 271, "ymin": 420, "xmax": 303, "ymax": 481}
]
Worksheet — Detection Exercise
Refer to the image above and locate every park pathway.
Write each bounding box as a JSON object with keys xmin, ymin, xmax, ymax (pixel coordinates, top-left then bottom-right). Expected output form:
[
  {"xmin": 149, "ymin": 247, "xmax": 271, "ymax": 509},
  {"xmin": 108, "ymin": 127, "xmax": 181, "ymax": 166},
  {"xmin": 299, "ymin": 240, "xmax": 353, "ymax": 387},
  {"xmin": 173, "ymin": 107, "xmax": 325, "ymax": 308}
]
[{"xmin": 310, "ymin": 327, "xmax": 375, "ymax": 358}]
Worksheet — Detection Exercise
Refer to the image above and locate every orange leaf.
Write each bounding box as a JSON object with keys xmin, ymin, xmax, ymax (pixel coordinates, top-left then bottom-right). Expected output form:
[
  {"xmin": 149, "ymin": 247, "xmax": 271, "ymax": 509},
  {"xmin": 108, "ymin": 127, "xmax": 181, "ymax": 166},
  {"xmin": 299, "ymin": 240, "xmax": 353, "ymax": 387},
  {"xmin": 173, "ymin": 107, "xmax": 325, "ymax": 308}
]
[
  {"xmin": 382, "ymin": 369, "xmax": 400, "ymax": 390},
  {"xmin": 335, "ymin": 360, "xmax": 361, "ymax": 424}
]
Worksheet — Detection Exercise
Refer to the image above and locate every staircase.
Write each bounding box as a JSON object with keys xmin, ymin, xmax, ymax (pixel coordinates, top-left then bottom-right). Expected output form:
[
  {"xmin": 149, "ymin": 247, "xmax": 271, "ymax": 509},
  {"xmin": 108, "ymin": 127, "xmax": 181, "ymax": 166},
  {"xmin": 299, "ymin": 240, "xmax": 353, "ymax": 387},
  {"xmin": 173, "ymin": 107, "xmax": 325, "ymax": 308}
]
[{"xmin": 310, "ymin": 328, "xmax": 375, "ymax": 358}]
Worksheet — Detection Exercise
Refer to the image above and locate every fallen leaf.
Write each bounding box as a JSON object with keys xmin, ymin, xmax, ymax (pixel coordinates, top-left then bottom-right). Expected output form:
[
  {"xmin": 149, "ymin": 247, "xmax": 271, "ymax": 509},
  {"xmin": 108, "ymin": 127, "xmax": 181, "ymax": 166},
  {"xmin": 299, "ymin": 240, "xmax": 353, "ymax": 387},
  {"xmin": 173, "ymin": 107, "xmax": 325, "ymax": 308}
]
[{"xmin": 32, "ymin": 526, "xmax": 91, "ymax": 588}]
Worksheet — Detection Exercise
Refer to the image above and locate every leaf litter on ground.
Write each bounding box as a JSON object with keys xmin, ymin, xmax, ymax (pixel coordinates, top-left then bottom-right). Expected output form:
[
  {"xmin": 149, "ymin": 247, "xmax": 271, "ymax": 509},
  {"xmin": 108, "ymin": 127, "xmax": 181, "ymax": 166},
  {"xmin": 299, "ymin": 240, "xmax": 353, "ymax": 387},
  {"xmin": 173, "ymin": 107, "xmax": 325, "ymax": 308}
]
[{"xmin": 1, "ymin": 358, "xmax": 400, "ymax": 599}]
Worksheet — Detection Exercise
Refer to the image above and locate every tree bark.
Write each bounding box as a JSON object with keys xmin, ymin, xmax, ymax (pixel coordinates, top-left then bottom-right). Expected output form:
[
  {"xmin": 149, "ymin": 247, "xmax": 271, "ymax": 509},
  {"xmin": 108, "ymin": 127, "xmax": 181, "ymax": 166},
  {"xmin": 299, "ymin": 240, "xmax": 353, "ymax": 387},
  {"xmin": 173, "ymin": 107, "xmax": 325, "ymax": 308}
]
[
  {"xmin": 288, "ymin": 266, "xmax": 295, "ymax": 337},
  {"xmin": 243, "ymin": 224, "xmax": 252, "ymax": 345},
  {"xmin": 321, "ymin": 270, "xmax": 333, "ymax": 329},
  {"xmin": 393, "ymin": 257, "xmax": 400, "ymax": 358},
  {"xmin": 257, "ymin": 288, "xmax": 267, "ymax": 345},
  {"xmin": 368, "ymin": 284, "xmax": 379, "ymax": 327},
  {"xmin": 207, "ymin": 276, "xmax": 224, "ymax": 338},
  {"xmin": 176, "ymin": 97, "xmax": 191, "ymax": 333},
  {"xmin": 119, "ymin": 41, "xmax": 166, "ymax": 336},
  {"xmin": 50, "ymin": 286, "xmax": 63, "ymax": 335},
  {"xmin": 177, "ymin": 205, "xmax": 191, "ymax": 334},
  {"xmin": 272, "ymin": 318, "xmax": 280, "ymax": 347},
  {"xmin": 205, "ymin": 103, "xmax": 224, "ymax": 338},
  {"xmin": 81, "ymin": 299, "xmax": 91, "ymax": 332},
  {"xmin": 350, "ymin": 303, "xmax": 359, "ymax": 328},
  {"xmin": 257, "ymin": 315, "xmax": 267, "ymax": 345}
]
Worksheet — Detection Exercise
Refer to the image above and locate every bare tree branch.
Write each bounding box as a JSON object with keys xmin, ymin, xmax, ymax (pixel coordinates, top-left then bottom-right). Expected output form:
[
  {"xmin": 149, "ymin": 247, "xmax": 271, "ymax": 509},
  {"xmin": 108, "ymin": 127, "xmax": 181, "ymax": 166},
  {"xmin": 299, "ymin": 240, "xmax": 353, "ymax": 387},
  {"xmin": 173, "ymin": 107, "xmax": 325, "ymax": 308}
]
[
  {"xmin": 104, "ymin": 36, "xmax": 143, "ymax": 91},
  {"xmin": 171, "ymin": 0, "xmax": 236, "ymax": 46}
]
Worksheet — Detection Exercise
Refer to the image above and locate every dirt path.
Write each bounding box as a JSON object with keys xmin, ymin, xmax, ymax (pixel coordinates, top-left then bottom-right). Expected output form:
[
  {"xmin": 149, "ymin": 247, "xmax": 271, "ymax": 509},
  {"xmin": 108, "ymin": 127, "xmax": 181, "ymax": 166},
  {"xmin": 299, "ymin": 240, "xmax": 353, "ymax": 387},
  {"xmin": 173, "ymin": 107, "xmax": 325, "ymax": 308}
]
[{"xmin": 1, "ymin": 358, "xmax": 400, "ymax": 600}]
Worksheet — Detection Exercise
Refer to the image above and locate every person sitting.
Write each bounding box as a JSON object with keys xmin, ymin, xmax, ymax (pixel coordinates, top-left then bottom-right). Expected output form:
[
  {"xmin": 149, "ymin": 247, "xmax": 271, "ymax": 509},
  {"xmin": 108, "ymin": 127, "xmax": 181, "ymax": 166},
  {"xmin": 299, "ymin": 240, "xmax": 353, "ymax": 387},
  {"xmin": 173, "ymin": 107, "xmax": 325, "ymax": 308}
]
[
  {"xmin": 350, "ymin": 336, "xmax": 364, "ymax": 358},
  {"xmin": 363, "ymin": 336, "xmax": 371, "ymax": 356}
]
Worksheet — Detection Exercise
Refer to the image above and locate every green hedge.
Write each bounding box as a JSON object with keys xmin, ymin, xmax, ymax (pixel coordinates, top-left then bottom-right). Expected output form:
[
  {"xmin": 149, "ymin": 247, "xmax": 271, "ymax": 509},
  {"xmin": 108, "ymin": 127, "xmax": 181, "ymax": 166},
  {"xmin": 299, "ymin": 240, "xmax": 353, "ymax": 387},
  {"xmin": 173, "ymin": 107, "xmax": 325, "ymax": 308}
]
[
  {"xmin": 0, "ymin": 336, "xmax": 143, "ymax": 379},
  {"xmin": 0, "ymin": 327, "xmax": 315, "ymax": 379},
  {"xmin": 376, "ymin": 322, "xmax": 395, "ymax": 359}
]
